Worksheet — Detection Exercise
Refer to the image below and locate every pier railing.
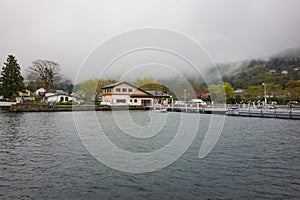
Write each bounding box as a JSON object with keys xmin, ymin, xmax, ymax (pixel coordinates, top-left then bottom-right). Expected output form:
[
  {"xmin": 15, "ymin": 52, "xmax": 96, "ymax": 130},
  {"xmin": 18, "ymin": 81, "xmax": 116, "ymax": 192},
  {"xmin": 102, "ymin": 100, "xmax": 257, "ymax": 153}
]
[{"xmin": 226, "ymin": 105, "xmax": 300, "ymax": 120}]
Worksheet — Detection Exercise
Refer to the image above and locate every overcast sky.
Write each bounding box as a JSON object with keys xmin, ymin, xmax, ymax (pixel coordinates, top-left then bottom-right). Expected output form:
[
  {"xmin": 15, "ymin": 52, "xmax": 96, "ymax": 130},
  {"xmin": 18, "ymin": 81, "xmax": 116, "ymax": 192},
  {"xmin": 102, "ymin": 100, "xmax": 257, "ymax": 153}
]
[{"xmin": 1, "ymin": 0, "xmax": 300, "ymax": 81}]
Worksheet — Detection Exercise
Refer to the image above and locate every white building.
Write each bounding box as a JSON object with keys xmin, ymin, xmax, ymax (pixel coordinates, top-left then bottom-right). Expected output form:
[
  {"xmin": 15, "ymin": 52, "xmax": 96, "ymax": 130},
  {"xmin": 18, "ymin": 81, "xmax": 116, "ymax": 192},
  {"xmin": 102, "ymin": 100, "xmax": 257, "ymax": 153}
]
[
  {"xmin": 45, "ymin": 90, "xmax": 77, "ymax": 103},
  {"xmin": 102, "ymin": 82, "xmax": 154, "ymax": 106},
  {"xmin": 46, "ymin": 94, "xmax": 76, "ymax": 103}
]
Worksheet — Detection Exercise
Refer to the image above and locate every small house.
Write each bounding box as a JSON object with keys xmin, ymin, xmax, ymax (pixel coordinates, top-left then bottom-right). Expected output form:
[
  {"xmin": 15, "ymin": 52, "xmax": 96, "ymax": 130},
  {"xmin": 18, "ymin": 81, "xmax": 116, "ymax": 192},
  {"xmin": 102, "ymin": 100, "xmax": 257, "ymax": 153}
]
[
  {"xmin": 46, "ymin": 90, "xmax": 76, "ymax": 103},
  {"xmin": 16, "ymin": 90, "xmax": 35, "ymax": 103},
  {"xmin": 47, "ymin": 94, "xmax": 75, "ymax": 103},
  {"xmin": 36, "ymin": 88, "xmax": 46, "ymax": 98},
  {"xmin": 233, "ymin": 88, "xmax": 246, "ymax": 96}
]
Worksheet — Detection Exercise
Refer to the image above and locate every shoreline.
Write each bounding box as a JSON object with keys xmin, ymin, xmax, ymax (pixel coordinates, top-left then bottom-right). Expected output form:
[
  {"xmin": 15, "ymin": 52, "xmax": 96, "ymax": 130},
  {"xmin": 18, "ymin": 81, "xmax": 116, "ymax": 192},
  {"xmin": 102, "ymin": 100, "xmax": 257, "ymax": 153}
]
[
  {"xmin": 3, "ymin": 104, "xmax": 300, "ymax": 120},
  {"xmin": 8, "ymin": 104, "xmax": 150, "ymax": 112}
]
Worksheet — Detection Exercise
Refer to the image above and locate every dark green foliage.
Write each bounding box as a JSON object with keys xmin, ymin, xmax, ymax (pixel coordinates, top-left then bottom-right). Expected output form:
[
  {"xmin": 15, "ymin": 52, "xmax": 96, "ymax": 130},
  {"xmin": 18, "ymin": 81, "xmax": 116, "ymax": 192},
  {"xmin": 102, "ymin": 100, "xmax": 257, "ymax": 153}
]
[
  {"xmin": 55, "ymin": 101, "xmax": 78, "ymax": 105},
  {"xmin": 53, "ymin": 79, "xmax": 74, "ymax": 94},
  {"xmin": 228, "ymin": 57, "xmax": 300, "ymax": 89},
  {"xmin": 0, "ymin": 55, "xmax": 25, "ymax": 100}
]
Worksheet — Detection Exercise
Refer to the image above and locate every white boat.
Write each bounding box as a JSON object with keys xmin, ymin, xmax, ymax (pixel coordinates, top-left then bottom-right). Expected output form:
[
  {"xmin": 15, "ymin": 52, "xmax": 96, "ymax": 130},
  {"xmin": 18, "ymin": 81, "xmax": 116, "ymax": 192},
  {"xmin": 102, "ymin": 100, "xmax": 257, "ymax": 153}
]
[{"xmin": 152, "ymin": 108, "xmax": 167, "ymax": 113}]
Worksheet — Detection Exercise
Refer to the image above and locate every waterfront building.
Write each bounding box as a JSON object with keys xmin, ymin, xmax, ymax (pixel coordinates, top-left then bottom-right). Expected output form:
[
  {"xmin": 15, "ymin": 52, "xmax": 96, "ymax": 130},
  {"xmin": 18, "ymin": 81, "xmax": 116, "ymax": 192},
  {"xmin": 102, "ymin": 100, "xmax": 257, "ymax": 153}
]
[{"xmin": 101, "ymin": 81, "xmax": 169, "ymax": 106}]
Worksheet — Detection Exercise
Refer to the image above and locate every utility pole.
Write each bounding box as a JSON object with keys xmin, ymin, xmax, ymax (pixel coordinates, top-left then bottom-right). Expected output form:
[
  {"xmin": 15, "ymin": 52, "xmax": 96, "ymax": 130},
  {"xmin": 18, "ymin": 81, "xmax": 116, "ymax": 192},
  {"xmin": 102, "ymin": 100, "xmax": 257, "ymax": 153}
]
[
  {"xmin": 184, "ymin": 89, "xmax": 187, "ymax": 112},
  {"xmin": 262, "ymin": 83, "xmax": 267, "ymax": 106},
  {"xmin": 170, "ymin": 95, "xmax": 173, "ymax": 112}
]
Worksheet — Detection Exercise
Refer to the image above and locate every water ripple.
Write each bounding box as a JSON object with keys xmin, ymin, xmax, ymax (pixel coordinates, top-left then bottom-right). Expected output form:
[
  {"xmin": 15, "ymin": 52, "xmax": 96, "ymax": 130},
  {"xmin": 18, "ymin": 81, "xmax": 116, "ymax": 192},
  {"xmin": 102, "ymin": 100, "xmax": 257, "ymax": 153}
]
[{"xmin": 0, "ymin": 112, "xmax": 299, "ymax": 199}]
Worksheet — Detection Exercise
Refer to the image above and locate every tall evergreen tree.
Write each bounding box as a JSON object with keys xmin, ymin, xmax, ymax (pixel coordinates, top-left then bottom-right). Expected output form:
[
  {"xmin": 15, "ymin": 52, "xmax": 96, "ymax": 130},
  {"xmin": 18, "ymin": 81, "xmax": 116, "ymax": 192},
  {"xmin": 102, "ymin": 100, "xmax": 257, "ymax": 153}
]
[{"xmin": 0, "ymin": 55, "xmax": 25, "ymax": 100}]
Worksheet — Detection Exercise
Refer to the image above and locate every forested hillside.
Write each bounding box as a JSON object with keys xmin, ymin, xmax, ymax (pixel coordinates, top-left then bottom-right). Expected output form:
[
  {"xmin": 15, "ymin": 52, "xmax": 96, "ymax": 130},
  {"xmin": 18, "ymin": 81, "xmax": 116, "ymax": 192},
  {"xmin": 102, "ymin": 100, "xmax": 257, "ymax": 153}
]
[{"xmin": 222, "ymin": 57, "xmax": 300, "ymax": 89}]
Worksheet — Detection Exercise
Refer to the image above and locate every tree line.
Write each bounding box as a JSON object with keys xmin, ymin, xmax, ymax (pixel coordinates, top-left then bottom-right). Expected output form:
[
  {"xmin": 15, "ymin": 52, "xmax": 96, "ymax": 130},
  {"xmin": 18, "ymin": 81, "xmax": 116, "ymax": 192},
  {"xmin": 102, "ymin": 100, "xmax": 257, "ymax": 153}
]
[
  {"xmin": 0, "ymin": 54, "xmax": 299, "ymax": 104},
  {"xmin": 0, "ymin": 55, "xmax": 71, "ymax": 101},
  {"xmin": 221, "ymin": 57, "xmax": 300, "ymax": 104}
]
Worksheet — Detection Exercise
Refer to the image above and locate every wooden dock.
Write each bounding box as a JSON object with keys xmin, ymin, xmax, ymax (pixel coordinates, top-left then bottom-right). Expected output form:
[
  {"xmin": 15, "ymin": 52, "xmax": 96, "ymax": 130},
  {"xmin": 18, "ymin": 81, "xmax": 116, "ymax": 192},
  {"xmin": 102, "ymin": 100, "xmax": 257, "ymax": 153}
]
[
  {"xmin": 227, "ymin": 108, "xmax": 300, "ymax": 120},
  {"xmin": 161, "ymin": 106, "xmax": 226, "ymax": 115},
  {"xmin": 160, "ymin": 106, "xmax": 300, "ymax": 120}
]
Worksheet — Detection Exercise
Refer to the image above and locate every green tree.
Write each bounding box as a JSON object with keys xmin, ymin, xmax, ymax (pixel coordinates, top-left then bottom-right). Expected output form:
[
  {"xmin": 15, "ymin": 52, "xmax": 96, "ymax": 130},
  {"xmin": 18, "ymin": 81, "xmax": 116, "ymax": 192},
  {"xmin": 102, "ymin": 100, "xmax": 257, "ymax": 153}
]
[
  {"xmin": 0, "ymin": 55, "xmax": 25, "ymax": 100},
  {"xmin": 224, "ymin": 82, "xmax": 234, "ymax": 100},
  {"xmin": 208, "ymin": 82, "xmax": 234, "ymax": 104},
  {"xmin": 133, "ymin": 79, "xmax": 165, "ymax": 92},
  {"xmin": 266, "ymin": 83, "xmax": 283, "ymax": 100},
  {"xmin": 285, "ymin": 80, "xmax": 300, "ymax": 101},
  {"xmin": 189, "ymin": 81, "xmax": 208, "ymax": 98},
  {"xmin": 27, "ymin": 60, "xmax": 62, "ymax": 92},
  {"xmin": 79, "ymin": 78, "xmax": 116, "ymax": 101},
  {"xmin": 245, "ymin": 86, "xmax": 262, "ymax": 101}
]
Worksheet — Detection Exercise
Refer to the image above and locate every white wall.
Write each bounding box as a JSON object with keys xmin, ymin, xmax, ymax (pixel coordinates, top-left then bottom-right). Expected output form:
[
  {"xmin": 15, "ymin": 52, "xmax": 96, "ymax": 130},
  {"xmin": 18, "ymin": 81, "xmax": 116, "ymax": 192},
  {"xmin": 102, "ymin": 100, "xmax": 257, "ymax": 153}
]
[{"xmin": 47, "ymin": 95, "xmax": 75, "ymax": 102}]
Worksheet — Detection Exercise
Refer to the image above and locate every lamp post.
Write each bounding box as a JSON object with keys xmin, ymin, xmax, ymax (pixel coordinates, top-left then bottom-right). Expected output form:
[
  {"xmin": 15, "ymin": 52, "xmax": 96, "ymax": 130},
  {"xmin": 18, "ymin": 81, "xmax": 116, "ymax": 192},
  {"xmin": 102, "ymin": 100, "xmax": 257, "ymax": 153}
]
[
  {"xmin": 184, "ymin": 89, "xmax": 187, "ymax": 112},
  {"xmin": 262, "ymin": 83, "xmax": 267, "ymax": 106},
  {"xmin": 170, "ymin": 95, "xmax": 173, "ymax": 112}
]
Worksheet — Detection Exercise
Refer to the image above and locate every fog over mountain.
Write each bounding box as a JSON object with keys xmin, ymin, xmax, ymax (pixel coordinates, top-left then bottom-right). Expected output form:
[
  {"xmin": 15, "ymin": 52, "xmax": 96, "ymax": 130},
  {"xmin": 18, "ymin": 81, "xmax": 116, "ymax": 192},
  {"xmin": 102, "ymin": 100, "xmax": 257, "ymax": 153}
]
[
  {"xmin": 215, "ymin": 46, "xmax": 300, "ymax": 79},
  {"xmin": 269, "ymin": 46, "xmax": 300, "ymax": 59},
  {"xmin": 0, "ymin": 0, "xmax": 300, "ymax": 83}
]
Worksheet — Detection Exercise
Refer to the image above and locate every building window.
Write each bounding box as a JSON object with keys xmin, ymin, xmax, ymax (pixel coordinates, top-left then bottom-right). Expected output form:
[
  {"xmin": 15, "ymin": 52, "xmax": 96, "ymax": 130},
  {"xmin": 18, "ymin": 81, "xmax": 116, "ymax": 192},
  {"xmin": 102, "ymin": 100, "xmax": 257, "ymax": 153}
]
[
  {"xmin": 116, "ymin": 88, "xmax": 121, "ymax": 92},
  {"xmin": 128, "ymin": 88, "xmax": 133, "ymax": 92},
  {"xmin": 122, "ymin": 88, "xmax": 127, "ymax": 92},
  {"xmin": 116, "ymin": 99, "xmax": 126, "ymax": 103},
  {"xmin": 130, "ymin": 99, "xmax": 132, "ymax": 102},
  {"xmin": 60, "ymin": 96, "xmax": 64, "ymax": 102},
  {"xmin": 65, "ymin": 97, "xmax": 69, "ymax": 101},
  {"xmin": 134, "ymin": 99, "xmax": 137, "ymax": 103}
]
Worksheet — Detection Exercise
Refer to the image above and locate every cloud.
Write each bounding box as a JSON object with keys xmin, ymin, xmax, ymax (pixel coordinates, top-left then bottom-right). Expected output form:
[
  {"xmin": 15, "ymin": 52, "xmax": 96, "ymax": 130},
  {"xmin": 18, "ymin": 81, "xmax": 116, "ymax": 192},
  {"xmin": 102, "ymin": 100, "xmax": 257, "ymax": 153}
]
[{"xmin": 0, "ymin": 0, "xmax": 299, "ymax": 81}]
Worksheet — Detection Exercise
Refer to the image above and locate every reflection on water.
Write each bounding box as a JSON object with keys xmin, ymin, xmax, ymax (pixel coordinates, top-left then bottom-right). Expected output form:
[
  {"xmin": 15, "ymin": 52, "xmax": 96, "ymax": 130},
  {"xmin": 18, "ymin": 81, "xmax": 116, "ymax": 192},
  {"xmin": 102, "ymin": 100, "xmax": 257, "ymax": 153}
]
[{"xmin": 0, "ymin": 111, "xmax": 299, "ymax": 199}]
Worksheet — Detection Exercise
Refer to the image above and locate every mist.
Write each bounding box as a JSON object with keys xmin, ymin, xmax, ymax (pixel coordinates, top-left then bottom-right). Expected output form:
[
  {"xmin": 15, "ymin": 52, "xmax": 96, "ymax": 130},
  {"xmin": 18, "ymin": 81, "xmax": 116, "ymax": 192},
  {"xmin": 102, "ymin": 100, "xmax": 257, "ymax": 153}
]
[{"xmin": 0, "ymin": 0, "xmax": 299, "ymax": 83}]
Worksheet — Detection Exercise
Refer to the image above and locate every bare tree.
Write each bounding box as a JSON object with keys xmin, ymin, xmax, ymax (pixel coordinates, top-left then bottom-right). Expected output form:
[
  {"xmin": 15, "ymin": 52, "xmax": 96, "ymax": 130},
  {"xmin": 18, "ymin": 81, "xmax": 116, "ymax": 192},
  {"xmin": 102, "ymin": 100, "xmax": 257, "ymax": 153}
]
[{"xmin": 27, "ymin": 60, "xmax": 62, "ymax": 91}]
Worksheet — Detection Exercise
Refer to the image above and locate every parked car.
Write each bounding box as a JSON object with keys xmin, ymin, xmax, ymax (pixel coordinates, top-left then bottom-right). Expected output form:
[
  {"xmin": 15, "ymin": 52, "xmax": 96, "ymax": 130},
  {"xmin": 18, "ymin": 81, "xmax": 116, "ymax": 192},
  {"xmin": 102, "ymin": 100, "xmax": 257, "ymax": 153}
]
[{"xmin": 268, "ymin": 105, "xmax": 275, "ymax": 109}]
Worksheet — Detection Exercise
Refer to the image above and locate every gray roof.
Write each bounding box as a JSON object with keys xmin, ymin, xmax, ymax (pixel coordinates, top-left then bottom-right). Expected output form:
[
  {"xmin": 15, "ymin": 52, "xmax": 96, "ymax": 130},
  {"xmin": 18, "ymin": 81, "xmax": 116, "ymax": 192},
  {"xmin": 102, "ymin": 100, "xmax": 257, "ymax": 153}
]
[
  {"xmin": 55, "ymin": 90, "xmax": 67, "ymax": 95},
  {"xmin": 102, "ymin": 81, "xmax": 144, "ymax": 90},
  {"xmin": 101, "ymin": 82, "xmax": 123, "ymax": 89}
]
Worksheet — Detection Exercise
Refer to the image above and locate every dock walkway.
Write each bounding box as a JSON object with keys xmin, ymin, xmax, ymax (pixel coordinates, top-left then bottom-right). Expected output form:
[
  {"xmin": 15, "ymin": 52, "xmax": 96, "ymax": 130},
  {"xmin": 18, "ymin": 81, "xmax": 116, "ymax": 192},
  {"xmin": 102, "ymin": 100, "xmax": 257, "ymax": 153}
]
[{"xmin": 227, "ymin": 108, "xmax": 300, "ymax": 120}]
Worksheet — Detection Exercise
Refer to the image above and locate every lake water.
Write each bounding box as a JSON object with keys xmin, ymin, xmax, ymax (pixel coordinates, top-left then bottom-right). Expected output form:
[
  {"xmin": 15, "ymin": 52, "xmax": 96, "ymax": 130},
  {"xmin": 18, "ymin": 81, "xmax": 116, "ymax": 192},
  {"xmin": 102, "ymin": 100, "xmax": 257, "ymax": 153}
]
[{"xmin": 0, "ymin": 111, "xmax": 299, "ymax": 199}]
